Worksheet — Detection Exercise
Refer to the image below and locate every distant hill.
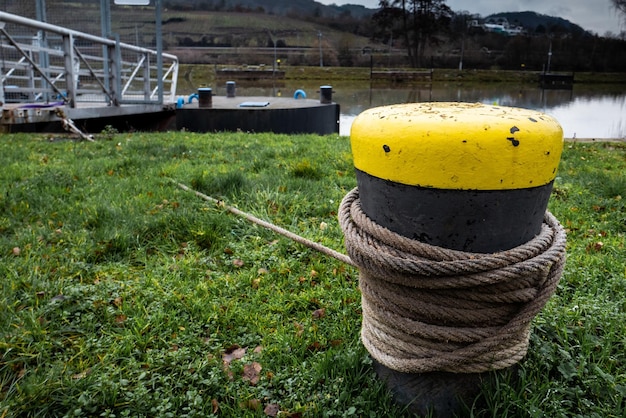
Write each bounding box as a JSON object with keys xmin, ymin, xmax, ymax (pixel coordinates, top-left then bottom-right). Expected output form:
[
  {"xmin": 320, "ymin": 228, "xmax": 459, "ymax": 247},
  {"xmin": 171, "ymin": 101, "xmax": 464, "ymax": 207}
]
[
  {"xmin": 149, "ymin": 1, "xmax": 590, "ymax": 36},
  {"xmin": 485, "ymin": 11, "xmax": 588, "ymax": 35},
  {"xmin": 163, "ymin": 0, "xmax": 376, "ymax": 19}
]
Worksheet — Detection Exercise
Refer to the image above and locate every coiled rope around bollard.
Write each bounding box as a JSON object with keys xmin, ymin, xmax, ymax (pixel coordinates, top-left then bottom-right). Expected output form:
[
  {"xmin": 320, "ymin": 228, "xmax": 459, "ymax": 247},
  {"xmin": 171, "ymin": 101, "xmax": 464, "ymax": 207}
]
[{"xmin": 338, "ymin": 187, "xmax": 567, "ymax": 374}]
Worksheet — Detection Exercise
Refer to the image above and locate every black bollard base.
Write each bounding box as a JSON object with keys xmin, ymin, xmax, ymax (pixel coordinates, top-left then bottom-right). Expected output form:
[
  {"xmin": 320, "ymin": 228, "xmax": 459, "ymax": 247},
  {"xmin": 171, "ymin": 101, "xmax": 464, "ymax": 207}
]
[
  {"xmin": 356, "ymin": 169, "xmax": 554, "ymax": 253},
  {"xmin": 373, "ymin": 360, "xmax": 517, "ymax": 417}
]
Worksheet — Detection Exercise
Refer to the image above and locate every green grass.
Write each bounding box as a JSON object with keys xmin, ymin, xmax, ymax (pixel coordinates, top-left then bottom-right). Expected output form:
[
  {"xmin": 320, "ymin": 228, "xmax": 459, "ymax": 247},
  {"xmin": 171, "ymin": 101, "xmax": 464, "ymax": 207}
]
[{"xmin": 1, "ymin": 132, "xmax": 625, "ymax": 417}]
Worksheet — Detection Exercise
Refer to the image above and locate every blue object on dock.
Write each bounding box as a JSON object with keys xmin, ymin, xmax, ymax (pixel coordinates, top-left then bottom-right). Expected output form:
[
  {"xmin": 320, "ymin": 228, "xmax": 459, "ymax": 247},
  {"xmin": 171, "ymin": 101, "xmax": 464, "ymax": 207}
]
[
  {"xmin": 188, "ymin": 93, "xmax": 199, "ymax": 103},
  {"xmin": 176, "ymin": 97, "xmax": 185, "ymax": 109},
  {"xmin": 294, "ymin": 89, "xmax": 307, "ymax": 99}
]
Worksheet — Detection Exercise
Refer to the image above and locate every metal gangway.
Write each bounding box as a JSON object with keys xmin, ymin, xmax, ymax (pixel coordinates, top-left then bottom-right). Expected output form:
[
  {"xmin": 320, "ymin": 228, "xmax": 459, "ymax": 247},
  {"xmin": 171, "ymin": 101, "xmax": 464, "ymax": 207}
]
[{"xmin": 0, "ymin": 10, "xmax": 178, "ymax": 132}]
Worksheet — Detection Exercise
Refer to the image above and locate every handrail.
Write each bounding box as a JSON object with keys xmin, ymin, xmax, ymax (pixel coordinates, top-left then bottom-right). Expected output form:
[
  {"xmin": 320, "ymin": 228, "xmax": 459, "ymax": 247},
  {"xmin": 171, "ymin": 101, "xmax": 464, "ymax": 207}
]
[
  {"xmin": 0, "ymin": 11, "xmax": 178, "ymax": 107},
  {"xmin": 0, "ymin": 11, "xmax": 177, "ymax": 62}
]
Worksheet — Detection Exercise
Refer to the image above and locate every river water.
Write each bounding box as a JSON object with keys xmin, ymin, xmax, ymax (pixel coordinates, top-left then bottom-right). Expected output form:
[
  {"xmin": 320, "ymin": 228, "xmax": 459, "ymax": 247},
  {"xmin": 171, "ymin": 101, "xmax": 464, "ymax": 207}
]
[{"xmin": 204, "ymin": 81, "xmax": 626, "ymax": 139}]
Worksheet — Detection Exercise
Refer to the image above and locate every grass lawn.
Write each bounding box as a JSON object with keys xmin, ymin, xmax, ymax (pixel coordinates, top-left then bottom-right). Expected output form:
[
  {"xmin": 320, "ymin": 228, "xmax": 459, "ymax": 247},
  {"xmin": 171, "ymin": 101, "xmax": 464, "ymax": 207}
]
[{"xmin": 1, "ymin": 131, "xmax": 625, "ymax": 417}]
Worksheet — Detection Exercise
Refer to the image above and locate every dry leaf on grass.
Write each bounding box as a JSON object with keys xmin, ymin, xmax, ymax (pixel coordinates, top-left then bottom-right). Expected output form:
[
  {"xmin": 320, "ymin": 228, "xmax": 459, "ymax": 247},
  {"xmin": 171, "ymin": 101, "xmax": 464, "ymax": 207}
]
[
  {"xmin": 312, "ymin": 308, "xmax": 325, "ymax": 319},
  {"xmin": 222, "ymin": 345, "xmax": 246, "ymax": 367},
  {"xmin": 242, "ymin": 362, "xmax": 262, "ymax": 385},
  {"xmin": 264, "ymin": 403, "xmax": 280, "ymax": 416}
]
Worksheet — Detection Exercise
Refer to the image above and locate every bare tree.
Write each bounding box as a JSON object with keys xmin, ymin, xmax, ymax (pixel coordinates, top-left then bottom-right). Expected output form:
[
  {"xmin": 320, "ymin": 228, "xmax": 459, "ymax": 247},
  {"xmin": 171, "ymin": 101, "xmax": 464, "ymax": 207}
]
[
  {"xmin": 613, "ymin": 0, "xmax": 626, "ymax": 23},
  {"xmin": 613, "ymin": 0, "xmax": 626, "ymax": 12},
  {"xmin": 376, "ymin": 0, "xmax": 452, "ymax": 67}
]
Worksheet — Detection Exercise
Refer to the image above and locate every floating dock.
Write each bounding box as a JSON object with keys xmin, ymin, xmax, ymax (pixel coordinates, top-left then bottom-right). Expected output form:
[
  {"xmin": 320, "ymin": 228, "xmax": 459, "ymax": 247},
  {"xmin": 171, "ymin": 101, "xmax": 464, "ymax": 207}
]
[
  {"xmin": 1, "ymin": 93, "xmax": 339, "ymax": 136},
  {"xmin": 176, "ymin": 95, "xmax": 339, "ymax": 135}
]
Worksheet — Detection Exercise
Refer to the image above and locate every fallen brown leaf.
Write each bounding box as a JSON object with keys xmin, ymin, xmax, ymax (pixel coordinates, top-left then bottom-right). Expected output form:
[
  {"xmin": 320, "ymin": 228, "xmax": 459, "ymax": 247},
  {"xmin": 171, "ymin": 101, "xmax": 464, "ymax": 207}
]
[
  {"xmin": 330, "ymin": 339, "xmax": 343, "ymax": 347},
  {"xmin": 222, "ymin": 345, "xmax": 246, "ymax": 366},
  {"xmin": 264, "ymin": 403, "xmax": 280, "ymax": 417},
  {"xmin": 312, "ymin": 308, "xmax": 326, "ymax": 319},
  {"xmin": 242, "ymin": 362, "xmax": 262, "ymax": 385},
  {"xmin": 307, "ymin": 341, "xmax": 324, "ymax": 352}
]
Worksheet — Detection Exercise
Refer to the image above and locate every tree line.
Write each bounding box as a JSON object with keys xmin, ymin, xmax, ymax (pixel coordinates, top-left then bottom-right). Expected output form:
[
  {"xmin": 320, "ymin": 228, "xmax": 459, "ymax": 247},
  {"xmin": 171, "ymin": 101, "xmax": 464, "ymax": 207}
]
[
  {"xmin": 166, "ymin": 0, "xmax": 626, "ymax": 71},
  {"xmin": 15, "ymin": 0, "xmax": 622, "ymax": 71},
  {"xmin": 367, "ymin": 0, "xmax": 626, "ymax": 72}
]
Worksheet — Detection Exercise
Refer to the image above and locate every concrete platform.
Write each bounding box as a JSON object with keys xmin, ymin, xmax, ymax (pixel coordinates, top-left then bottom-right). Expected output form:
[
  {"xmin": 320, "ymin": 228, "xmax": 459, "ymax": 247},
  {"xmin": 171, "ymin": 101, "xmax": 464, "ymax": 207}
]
[{"xmin": 176, "ymin": 96, "xmax": 339, "ymax": 135}]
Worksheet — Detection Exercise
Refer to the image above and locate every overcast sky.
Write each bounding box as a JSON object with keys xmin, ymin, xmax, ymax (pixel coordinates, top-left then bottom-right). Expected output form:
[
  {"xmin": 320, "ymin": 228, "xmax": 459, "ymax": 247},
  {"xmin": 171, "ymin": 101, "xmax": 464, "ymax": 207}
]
[{"xmin": 317, "ymin": 0, "xmax": 624, "ymax": 35}]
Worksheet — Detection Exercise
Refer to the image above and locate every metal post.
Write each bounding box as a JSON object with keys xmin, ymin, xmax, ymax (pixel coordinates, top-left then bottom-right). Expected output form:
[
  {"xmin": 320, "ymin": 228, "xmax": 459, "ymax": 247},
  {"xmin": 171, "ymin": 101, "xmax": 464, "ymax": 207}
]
[
  {"xmin": 36, "ymin": 0, "xmax": 49, "ymax": 101},
  {"xmin": 318, "ymin": 31, "xmax": 323, "ymax": 67},
  {"xmin": 156, "ymin": 0, "xmax": 163, "ymax": 104},
  {"xmin": 267, "ymin": 30, "xmax": 276, "ymax": 76},
  {"xmin": 143, "ymin": 52, "xmax": 151, "ymax": 100},
  {"xmin": 0, "ymin": 25, "xmax": 4, "ymax": 106},
  {"xmin": 110, "ymin": 36, "xmax": 121, "ymax": 106},
  {"xmin": 62, "ymin": 33, "xmax": 77, "ymax": 107},
  {"xmin": 547, "ymin": 39, "xmax": 553, "ymax": 73},
  {"xmin": 101, "ymin": 0, "xmax": 111, "ymax": 98},
  {"xmin": 459, "ymin": 37, "xmax": 465, "ymax": 71}
]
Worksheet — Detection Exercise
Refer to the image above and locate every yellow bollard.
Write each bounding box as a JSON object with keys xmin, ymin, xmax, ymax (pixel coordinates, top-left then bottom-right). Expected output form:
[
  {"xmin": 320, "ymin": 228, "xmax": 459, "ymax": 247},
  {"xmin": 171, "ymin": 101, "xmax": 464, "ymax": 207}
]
[
  {"xmin": 346, "ymin": 102, "xmax": 565, "ymax": 416},
  {"xmin": 350, "ymin": 102, "xmax": 563, "ymax": 252}
]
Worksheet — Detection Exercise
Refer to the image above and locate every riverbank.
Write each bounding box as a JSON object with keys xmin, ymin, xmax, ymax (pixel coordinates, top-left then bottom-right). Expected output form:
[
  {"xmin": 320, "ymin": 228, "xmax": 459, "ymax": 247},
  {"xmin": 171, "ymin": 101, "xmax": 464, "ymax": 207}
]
[{"xmin": 180, "ymin": 65, "xmax": 626, "ymax": 87}]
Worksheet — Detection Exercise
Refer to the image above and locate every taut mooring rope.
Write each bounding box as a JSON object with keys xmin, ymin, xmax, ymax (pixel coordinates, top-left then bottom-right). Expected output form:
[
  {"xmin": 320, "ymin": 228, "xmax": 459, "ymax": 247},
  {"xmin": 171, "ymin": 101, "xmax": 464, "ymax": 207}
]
[
  {"xmin": 174, "ymin": 181, "xmax": 355, "ymax": 267},
  {"xmin": 338, "ymin": 187, "xmax": 567, "ymax": 374}
]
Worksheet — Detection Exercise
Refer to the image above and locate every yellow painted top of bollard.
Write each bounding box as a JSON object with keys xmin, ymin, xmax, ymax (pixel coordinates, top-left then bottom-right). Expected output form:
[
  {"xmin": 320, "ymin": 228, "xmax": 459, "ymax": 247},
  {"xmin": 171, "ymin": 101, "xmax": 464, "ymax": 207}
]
[{"xmin": 350, "ymin": 102, "xmax": 564, "ymax": 190}]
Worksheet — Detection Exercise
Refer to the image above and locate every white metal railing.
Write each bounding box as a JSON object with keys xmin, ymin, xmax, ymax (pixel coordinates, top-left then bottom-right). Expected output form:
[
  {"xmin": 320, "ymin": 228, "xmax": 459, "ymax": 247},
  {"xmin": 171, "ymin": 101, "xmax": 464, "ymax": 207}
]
[{"xmin": 0, "ymin": 11, "xmax": 178, "ymax": 107}]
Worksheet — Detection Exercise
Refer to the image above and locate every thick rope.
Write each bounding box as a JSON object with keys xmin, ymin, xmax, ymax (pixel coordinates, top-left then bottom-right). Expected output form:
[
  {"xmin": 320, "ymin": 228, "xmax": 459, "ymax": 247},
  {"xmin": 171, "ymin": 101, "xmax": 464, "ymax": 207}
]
[
  {"xmin": 339, "ymin": 187, "xmax": 567, "ymax": 374},
  {"xmin": 174, "ymin": 181, "xmax": 355, "ymax": 266}
]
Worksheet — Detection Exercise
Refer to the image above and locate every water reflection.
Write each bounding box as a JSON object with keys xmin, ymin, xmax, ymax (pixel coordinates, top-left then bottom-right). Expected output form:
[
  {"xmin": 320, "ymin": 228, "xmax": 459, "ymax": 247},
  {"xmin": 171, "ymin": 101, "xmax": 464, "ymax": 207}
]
[
  {"xmin": 194, "ymin": 81, "xmax": 626, "ymax": 139},
  {"xmin": 331, "ymin": 83, "xmax": 626, "ymax": 139}
]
